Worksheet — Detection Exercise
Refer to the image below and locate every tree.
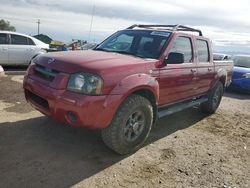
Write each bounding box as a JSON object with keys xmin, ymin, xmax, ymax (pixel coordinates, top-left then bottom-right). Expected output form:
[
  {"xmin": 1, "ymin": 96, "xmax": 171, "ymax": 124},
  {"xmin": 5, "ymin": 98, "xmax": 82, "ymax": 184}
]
[{"xmin": 0, "ymin": 19, "xmax": 16, "ymax": 31}]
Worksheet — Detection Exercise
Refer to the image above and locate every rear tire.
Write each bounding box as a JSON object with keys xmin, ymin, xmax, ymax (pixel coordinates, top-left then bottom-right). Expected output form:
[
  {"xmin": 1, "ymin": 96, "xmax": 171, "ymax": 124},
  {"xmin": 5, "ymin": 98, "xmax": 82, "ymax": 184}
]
[
  {"xmin": 201, "ymin": 82, "xmax": 224, "ymax": 114},
  {"xmin": 101, "ymin": 94, "xmax": 153, "ymax": 155}
]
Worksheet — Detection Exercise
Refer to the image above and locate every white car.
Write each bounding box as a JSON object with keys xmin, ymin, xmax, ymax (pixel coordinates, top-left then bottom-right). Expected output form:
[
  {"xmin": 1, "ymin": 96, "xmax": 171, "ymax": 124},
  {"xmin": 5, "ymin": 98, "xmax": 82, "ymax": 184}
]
[
  {"xmin": 0, "ymin": 65, "xmax": 4, "ymax": 76},
  {"xmin": 0, "ymin": 31, "xmax": 49, "ymax": 66}
]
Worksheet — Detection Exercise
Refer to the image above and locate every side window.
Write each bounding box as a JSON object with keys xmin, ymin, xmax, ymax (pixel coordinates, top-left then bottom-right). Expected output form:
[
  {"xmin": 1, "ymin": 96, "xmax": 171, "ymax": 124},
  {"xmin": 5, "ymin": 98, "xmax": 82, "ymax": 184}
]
[
  {"xmin": 170, "ymin": 36, "xmax": 193, "ymax": 63},
  {"xmin": 28, "ymin": 38, "xmax": 35, "ymax": 45},
  {"xmin": 10, "ymin": 34, "xmax": 28, "ymax": 45},
  {"xmin": 196, "ymin": 39, "xmax": 209, "ymax": 62},
  {"xmin": 0, "ymin": 34, "xmax": 8, "ymax": 44}
]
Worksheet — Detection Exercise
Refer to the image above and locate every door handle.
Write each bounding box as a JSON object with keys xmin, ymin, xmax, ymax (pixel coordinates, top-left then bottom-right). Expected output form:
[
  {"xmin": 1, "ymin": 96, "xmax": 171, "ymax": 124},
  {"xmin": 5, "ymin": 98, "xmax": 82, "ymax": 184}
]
[
  {"xmin": 2, "ymin": 47, "xmax": 8, "ymax": 51},
  {"xmin": 208, "ymin": 68, "xmax": 212, "ymax": 72},
  {"xmin": 191, "ymin": 69, "xmax": 197, "ymax": 73}
]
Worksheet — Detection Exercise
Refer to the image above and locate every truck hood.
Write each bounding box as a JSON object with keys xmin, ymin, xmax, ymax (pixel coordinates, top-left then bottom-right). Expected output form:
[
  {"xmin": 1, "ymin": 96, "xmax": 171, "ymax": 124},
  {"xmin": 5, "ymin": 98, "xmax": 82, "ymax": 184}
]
[
  {"xmin": 233, "ymin": 66, "xmax": 250, "ymax": 74},
  {"xmin": 36, "ymin": 50, "xmax": 155, "ymax": 74}
]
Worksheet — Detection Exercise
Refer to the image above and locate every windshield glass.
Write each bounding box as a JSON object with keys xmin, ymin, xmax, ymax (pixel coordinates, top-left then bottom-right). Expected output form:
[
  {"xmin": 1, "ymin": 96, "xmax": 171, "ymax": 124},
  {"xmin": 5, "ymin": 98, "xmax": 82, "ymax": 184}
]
[
  {"xmin": 233, "ymin": 55, "xmax": 250, "ymax": 68},
  {"xmin": 95, "ymin": 30, "xmax": 170, "ymax": 59},
  {"xmin": 213, "ymin": 53, "xmax": 231, "ymax": 60}
]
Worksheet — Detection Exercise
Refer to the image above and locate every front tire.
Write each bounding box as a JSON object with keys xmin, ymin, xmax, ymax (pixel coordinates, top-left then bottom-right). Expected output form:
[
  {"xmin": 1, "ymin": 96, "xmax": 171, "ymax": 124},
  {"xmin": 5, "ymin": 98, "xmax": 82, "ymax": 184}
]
[
  {"xmin": 101, "ymin": 94, "xmax": 153, "ymax": 155},
  {"xmin": 201, "ymin": 82, "xmax": 224, "ymax": 114}
]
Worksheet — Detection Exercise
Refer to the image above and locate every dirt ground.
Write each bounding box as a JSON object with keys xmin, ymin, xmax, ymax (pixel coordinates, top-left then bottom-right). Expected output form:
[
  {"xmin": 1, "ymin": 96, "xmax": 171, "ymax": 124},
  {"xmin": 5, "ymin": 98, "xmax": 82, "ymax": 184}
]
[{"xmin": 0, "ymin": 75, "xmax": 249, "ymax": 188}]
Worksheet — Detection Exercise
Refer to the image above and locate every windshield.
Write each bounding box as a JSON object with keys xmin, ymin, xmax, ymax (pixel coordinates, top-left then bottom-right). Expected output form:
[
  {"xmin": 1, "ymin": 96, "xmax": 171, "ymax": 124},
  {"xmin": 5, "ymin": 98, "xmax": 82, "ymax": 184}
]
[
  {"xmin": 95, "ymin": 30, "xmax": 170, "ymax": 59},
  {"xmin": 233, "ymin": 56, "xmax": 250, "ymax": 68}
]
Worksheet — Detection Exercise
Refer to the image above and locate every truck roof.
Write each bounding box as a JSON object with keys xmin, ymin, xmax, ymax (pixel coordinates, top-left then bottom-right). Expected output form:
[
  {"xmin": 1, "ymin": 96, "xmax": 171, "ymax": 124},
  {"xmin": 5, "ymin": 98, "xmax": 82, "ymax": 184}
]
[{"xmin": 127, "ymin": 24, "xmax": 203, "ymax": 36}]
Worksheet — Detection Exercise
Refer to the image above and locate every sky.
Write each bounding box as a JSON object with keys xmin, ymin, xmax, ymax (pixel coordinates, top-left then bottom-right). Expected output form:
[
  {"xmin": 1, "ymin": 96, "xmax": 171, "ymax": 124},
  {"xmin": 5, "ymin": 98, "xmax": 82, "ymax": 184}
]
[{"xmin": 1, "ymin": 0, "xmax": 250, "ymax": 53}]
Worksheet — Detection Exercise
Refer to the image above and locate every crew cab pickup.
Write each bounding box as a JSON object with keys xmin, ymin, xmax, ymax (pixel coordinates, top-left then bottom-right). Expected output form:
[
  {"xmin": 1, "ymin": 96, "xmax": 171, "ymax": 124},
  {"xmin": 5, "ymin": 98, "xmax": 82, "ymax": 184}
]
[{"xmin": 23, "ymin": 25, "xmax": 233, "ymax": 154}]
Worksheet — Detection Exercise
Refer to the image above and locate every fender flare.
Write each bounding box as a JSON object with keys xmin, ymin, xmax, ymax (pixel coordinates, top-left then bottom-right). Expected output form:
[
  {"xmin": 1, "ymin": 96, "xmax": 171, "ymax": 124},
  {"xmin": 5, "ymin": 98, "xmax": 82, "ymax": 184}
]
[
  {"xmin": 210, "ymin": 68, "xmax": 227, "ymax": 89},
  {"xmin": 109, "ymin": 73, "xmax": 159, "ymax": 102},
  {"xmin": 100, "ymin": 74, "xmax": 159, "ymax": 127}
]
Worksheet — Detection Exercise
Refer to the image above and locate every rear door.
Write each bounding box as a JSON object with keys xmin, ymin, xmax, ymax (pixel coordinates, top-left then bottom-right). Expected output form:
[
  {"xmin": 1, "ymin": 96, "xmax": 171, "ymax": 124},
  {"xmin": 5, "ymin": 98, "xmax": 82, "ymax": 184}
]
[
  {"xmin": 158, "ymin": 35, "xmax": 199, "ymax": 105},
  {"xmin": 195, "ymin": 39, "xmax": 215, "ymax": 93},
  {"xmin": 0, "ymin": 33, "xmax": 9, "ymax": 65},
  {"xmin": 9, "ymin": 34, "xmax": 34, "ymax": 65}
]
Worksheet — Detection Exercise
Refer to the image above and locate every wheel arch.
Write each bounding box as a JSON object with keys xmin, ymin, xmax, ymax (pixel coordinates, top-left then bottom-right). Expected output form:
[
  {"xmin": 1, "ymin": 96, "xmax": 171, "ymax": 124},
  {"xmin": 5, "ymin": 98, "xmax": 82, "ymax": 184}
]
[
  {"xmin": 104, "ymin": 74, "xmax": 159, "ymax": 127},
  {"xmin": 216, "ymin": 68, "xmax": 228, "ymax": 88},
  {"xmin": 130, "ymin": 88, "xmax": 158, "ymax": 124}
]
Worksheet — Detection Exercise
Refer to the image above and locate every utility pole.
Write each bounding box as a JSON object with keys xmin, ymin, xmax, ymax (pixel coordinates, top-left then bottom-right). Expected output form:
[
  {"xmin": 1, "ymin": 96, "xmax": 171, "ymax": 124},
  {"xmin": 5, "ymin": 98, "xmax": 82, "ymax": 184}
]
[
  {"xmin": 37, "ymin": 19, "xmax": 40, "ymax": 35},
  {"xmin": 88, "ymin": 4, "xmax": 95, "ymax": 43}
]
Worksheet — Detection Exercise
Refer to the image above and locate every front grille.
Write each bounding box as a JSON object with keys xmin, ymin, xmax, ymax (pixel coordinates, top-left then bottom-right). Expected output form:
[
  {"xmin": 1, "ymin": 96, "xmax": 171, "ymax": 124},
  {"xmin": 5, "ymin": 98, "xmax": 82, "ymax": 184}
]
[
  {"xmin": 34, "ymin": 64, "xmax": 59, "ymax": 81},
  {"xmin": 25, "ymin": 90, "xmax": 49, "ymax": 110}
]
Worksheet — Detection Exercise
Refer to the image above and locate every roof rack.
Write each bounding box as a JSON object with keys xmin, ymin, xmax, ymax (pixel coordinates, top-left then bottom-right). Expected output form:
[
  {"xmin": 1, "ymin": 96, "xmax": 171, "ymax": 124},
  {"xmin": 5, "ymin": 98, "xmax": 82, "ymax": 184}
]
[{"xmin": 126, "ymin": 24, "xmax": 203, "ymax": 36}]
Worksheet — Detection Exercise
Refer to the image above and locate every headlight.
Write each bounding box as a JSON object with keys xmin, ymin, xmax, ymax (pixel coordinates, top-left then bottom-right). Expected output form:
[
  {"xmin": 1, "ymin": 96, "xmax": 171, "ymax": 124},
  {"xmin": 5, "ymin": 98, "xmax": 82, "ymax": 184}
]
[
  {"xmin": 242, "ymin": 73, "xmax": 250, "ymax": 78},
  {"xmin": 67, "ymin": 73, "xmax": 103, "ymax": 95}
]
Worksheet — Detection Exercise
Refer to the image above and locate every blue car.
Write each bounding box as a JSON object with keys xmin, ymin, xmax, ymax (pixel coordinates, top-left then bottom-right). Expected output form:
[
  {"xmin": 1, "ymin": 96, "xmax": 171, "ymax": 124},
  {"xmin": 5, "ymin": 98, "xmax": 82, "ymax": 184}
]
[{"xmin": 229, "ymin": 55, "xmax": 250, "ymax": 93}]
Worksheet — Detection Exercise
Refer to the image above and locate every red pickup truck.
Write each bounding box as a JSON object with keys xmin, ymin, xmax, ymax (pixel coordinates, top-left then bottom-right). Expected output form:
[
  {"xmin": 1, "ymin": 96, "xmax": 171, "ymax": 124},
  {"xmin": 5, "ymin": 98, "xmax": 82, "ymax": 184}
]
[{"xmin": 23, "ymin": 25, "xmax": 233, "ymax": 154}]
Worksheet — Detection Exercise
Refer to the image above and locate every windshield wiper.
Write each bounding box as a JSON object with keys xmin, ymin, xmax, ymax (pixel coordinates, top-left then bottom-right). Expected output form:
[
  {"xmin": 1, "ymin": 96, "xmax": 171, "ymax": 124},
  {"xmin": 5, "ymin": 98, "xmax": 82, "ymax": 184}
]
[{"xmin": 94, "ymin": 48, "xmax": 112, "ymax": 52}]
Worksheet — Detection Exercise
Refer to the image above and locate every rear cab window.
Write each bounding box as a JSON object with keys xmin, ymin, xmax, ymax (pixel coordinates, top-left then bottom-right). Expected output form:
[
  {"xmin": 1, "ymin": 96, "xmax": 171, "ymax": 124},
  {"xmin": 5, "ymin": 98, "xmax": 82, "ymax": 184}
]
[
  {"xmin": 169, "ymin": 36, "xmax": 193, "ymax": 63},
  {"xmin": 196, "ymin": 39, "xmax": 210, "ymax": 63}
]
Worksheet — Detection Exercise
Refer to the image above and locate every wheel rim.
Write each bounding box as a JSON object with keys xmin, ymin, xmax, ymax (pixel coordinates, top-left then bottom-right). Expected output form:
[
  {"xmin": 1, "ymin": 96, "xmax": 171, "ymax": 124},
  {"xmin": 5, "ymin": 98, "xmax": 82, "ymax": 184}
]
[
  {"xmin": 124, "ymin": 110, "xmax": 145, "ymax": 142},
  {"xmin": 212, "ymin": 87, "xmax": 221, "ymax": 108}
]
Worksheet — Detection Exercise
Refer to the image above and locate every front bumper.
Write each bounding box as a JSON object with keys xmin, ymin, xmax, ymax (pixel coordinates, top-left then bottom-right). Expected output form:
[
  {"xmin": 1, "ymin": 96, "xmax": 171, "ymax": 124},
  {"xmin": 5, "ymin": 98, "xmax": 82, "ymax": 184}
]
[{"xmin": 24, "ymin": 76, "xmax": 122, "ymax": 129}]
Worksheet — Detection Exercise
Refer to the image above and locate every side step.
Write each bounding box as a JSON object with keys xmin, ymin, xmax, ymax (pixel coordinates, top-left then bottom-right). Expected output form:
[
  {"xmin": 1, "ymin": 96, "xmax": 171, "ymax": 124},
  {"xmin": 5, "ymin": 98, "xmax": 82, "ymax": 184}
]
[{"xmin": 157, "ymin": 97, "xmax": 208, "ymax": 118}]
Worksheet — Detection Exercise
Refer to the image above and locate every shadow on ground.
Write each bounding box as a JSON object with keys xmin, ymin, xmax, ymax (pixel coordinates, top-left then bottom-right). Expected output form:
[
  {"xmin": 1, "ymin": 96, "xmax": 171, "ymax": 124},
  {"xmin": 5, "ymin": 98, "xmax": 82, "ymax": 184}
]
[
  {"xmin": 0, "ymin": 108, "xmax": 207, "ymax": 188},
  {"xmin": 224, "ymin": 90, "xmax": 250, "ymax": 100},
  {"xmin": 0, "ymin": 76, "xmax": 33, "ymax": 114},
  {"xmin": 2, "ymin": 65, "xmax": 28, "ymax": 72}
]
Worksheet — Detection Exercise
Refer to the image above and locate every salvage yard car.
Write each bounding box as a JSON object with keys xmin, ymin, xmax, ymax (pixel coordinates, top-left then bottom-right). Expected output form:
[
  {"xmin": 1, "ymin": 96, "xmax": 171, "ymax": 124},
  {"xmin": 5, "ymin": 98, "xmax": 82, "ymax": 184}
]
[
  {"xmin": 213, "ymin": 53, "xmax": 232, "ymax": 61},
  {"xmin": 0, "ymin": 31, "xmax": 49, "ymax": 66},
  {"xmin": 228, "ymin": 55, "xmax": 250, "ymax": 93},
  {"xmin": 0, "ymin": 65, "xmax": 4, "ymax": 76},
  {"xmin": 23, "ymin": 24, "xmax": 233, "ymax": 154}
]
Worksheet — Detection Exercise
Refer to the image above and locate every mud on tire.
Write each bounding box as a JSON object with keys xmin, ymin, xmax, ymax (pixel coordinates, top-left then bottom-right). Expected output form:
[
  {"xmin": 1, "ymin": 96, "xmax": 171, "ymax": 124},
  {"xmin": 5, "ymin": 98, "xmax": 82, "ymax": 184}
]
[{"xmin": 101, "ymin": 94, "xmax": 153, "ymax": 155}]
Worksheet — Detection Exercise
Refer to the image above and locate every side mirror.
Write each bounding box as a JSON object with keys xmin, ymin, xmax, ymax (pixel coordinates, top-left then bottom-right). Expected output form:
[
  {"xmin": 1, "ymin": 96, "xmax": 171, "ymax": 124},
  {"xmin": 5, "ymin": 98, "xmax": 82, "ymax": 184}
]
[{"xmin": 165, "ymin": 52, "xmax": 184, "ymax": 64}]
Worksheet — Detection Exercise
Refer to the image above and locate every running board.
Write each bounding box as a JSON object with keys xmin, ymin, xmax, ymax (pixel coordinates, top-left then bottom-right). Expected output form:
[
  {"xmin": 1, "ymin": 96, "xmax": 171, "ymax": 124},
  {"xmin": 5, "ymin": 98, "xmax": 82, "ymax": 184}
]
[{"xmin": 157, "ymin": 97, "xmax": 208, "ymax": 118}]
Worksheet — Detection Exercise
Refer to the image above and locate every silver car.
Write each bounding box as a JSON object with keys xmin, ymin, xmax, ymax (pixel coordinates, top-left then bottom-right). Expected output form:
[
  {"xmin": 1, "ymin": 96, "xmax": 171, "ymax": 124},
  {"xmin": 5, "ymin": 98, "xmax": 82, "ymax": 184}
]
[{"xmin": 0, "ymin": 31, "xmax": 49, "ymax": 65}]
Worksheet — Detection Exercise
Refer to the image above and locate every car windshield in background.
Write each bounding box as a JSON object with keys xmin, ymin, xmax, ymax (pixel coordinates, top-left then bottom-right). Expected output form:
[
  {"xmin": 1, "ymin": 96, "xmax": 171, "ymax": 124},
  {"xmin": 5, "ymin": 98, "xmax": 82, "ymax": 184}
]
[
  {"xmin": 95, "ymin": 30, "xmax": 170, "ymax": 59},
  {"xmin": 213, "ymin": 53, "xmax": 232, "ymax": 61},
  {"xmin": 233, "ymin": 56, "xmax": 250, "ymax": 68}
]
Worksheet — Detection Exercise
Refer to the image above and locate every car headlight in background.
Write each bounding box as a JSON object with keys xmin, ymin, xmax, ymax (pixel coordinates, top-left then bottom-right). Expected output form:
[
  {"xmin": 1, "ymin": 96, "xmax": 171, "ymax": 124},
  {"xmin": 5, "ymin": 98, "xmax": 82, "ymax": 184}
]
[
  {"xmin": 242, "ymin": 73, "xmax": 250, "ymax": 78},
  {"xmin": 67, "ymin": 73, "xmax": 103, "ymax": 95}
]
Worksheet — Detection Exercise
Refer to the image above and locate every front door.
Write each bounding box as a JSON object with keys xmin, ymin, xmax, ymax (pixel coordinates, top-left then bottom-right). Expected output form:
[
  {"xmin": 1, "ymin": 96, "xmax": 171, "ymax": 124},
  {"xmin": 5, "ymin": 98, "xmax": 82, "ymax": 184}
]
[{"xmin": 158, "ymin": 36, "xmax": 198, "ymax": 106}]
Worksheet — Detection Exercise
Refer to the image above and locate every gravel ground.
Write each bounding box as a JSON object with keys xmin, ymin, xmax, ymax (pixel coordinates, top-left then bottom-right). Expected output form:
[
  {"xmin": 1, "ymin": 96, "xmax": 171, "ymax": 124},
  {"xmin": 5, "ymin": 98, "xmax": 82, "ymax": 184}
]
[{"xmin": 0, "ymin": 75, "xmax": 249, "ymax": 188}]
